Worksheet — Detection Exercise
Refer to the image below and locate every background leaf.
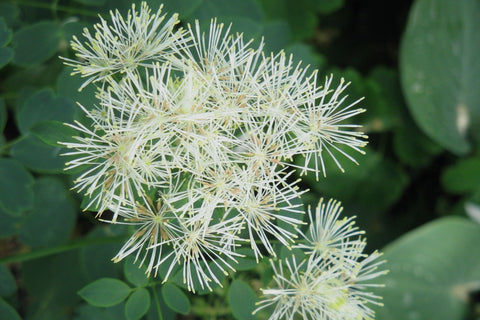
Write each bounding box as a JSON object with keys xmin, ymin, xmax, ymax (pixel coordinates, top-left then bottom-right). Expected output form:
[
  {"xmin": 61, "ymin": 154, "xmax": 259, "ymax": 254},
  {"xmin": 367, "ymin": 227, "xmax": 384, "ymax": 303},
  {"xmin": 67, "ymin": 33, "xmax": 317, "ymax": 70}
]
[
  {"xmin": 30, "ymin": 120, "xmax": 78, "ymax": 147},
  {"xmin": 0, "ymin": 298, "xmax": 21, "ymax": 320},
  {"xmin": 161, "ymin": 282, "xmax": 190, "ymax": 315},
  {"xmin": 373, "ymin": 217, "xmax": 480, "ymax": 320},
  {"xmin": 124, "ymin": 288, "xmax": 150, "ymax": 320},
  {"xmin": 227, "ymin": 279, "xmax": 257, "ymax": 320},
  {"xmin": 123, "ymin": 256, "xmax": 149, "ymax": 287},
  {"xmin": 0, "ymin": 265, "xmax": 16, "ymax": 297},
  {"xmin": 78, "ymin": 278, "xmax": 131, "ymax": 307},
  {"xmin": 12, "ymin": 21, "xmax": 61, "ymax": 66},
  {"xmin": 400, "ymin": 0, "xmax": 480, "ymax": 154},
  {"xmin": 18, "ymin": 176, "xmax": 76, "ymax": 247},
  {"xmin": 0, "ymin": 158, "xmax": 34, "ymax": 216}
]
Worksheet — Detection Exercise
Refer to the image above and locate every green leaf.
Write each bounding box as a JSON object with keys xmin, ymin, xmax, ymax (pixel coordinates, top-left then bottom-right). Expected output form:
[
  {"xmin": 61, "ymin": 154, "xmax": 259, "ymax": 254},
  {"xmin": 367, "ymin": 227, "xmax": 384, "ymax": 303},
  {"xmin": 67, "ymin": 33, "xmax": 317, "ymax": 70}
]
[
  {"xmin": 0, "ymin": 47, "xmax": 13, "ymax": 69},
  {"xmin": 125, "ymin": 288, "xmax": 150, "ymax": 320},
  {"xmin": 441, "ymin": 157, "xmax": 480, "ymax": 194},
  {"xmin": 285, "ymin": 43, "xmax": 325, "ymax": 71},
  {"xmin": 300, "ymin": 146, "xmax": 409, "ymax": 216},
  {"xmin": 78, "ymin": 278, "xmax": 131, "ymax": 307},
  {"xmin": 314, "ymin": 0, "xmax": 344, "ymax": 14},
  {"xmin": 373, "ymin": 217, "xmax": 480, "ymax": 319},
  {"xmin": 0, "ymin": 3, "xmax": 19, "ymax": 27},
  {"xmin": 17, "ymin": 89, "xmax": 75, "ymax": 134},
  {"xmin": 161, "ymin": 282, "xmax": 190, "ymax": 315},
  {"xmin": 10, "ymin": 134, "xmax": 66, "ymax": 173},
  {"xmin": 123, "ymin": 256, "xmax": 149, "ymax": 287},
  {"xmin": 152, "ymin": 0, "xmax": 202, "ymax": 19},
  {"xmin": 0, "ymin": 298, "xmax": 21, "ymax": 320},
  {"xmin": 234, "ymin": 248, "xmax": 258, "ymax": 271},
  {"xmin": 75, "ymin": 303, "xmax": 126, "ymax": 320},
  {"xmin": 19, "ymin": 177, "xmax": 76, "ymax": 247},
  {"xmin": 12, "ymin": 21, "xmax": 61, "ymax": 66},
  {"xmin": 228, "ymin": 280, "xmax": 257, "ymax": 320},
  {"xmin": 0, "ymin": 265, "xmax": 16, "ymax": 297},
  {"xmin": 0, "ymin": 158, "xmax": 34, "ymax": 216},
  {"xmin": 146, "ymin": 285, "xmax": 176, "ymax": 320},
  {"xmin": 56, "ymin": 67, "xmax": 98, "ymax": 116},
  {"xmin": 400, "ymin": 0, "xmax": 480, "ymax": 155},
  {"xmin": 30, "ymin": 120, "xmax": 78, "ymax": 147},
  {"xmin": 0, "ymin": 18, "xmax": 12, "ymax": 47},
  {"xmin": 0, "ymin": 206, "xmax": 23, "ymax": 238},
  {"xmin": 22, "ymin": 250, "xmax": 88, "ymax": 318},
  {"xmin": 81, "ymin": 225, "xmax": 125, "ymax": 281}
]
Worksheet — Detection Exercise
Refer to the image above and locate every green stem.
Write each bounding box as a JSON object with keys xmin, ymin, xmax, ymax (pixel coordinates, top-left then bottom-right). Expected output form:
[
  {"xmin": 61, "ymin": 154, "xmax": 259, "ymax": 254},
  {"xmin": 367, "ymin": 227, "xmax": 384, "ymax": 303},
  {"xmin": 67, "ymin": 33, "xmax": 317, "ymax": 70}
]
[
  {"xmin": 10, "ymin": 0, "xmax": 105, "ymax": 18},
  {"xmin": 0, "ymin": 235, "xmax": 124, "ymax": 264},
  {"xmin": 151, "ymin": 285, "xmax": 164, "ymax": 320}
]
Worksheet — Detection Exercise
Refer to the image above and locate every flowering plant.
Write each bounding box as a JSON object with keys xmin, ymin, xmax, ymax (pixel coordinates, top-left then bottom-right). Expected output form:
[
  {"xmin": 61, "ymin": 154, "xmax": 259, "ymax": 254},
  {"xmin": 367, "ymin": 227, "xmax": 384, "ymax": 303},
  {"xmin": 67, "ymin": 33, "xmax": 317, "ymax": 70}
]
[{"xmin": 61, "ymin": 2, "xmax": 386, "ymax": 319}]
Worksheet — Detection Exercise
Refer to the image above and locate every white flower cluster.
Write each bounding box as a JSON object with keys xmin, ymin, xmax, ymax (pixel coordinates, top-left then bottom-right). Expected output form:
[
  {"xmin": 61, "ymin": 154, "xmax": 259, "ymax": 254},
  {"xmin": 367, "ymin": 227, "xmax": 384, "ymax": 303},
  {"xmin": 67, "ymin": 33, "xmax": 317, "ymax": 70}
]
[
  {"xmin": 61, "ymin": 2, "xmax": 385, "ymax": 317},
  {"xmin": 254, "ymin": 199, "xmax": 387, "ymax": 319}
]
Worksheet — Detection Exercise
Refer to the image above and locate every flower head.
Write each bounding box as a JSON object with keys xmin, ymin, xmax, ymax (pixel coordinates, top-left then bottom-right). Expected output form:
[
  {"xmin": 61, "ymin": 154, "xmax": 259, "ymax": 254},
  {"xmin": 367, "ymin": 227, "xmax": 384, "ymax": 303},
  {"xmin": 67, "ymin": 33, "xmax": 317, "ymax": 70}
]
[{"xmin": 255, "ymin": 199, "xmax": 387, "ymax": 320}]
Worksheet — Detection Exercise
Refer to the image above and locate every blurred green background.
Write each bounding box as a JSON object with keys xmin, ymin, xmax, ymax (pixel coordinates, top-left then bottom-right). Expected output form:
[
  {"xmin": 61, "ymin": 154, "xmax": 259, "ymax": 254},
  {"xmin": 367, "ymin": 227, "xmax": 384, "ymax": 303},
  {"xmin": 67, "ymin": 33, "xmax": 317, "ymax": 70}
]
[{"xmin": 1, "ymin": 0, "xmax": 480, "ymax": 319}]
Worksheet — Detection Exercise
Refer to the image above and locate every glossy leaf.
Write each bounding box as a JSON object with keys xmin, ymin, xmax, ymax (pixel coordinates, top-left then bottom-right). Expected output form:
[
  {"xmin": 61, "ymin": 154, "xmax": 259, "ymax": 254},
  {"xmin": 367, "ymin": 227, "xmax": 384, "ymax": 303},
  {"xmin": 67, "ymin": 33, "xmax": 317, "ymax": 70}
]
[
  {"xmin": 373, "ymin": 217, "xmax": 480, "ymax": 319},
  {"xmin": 228, "ymin": 280, "xmax": 257, "ymax": 320},
  {"xmin": 78, "ymin": 278, "xmax": 131, "ymax": 307},
  {"xmin": 0, "ymin": 158, "xmax": 34, "ymax": 216},
  {"xmin": 12, "ymin": 21, "xmax": 61, "ymax": 66},
  {"xmin": 400, "ymin": 0, "xmax": 480, "ymax": 154},
  {"xmin": 161, "ymin": 283, "xmax": 190, "ymax": 315},
  {"xmin": 19, "ymin": 177, "xmax": 76, "ymax": 247},
  {"xmin": 125, "ymin": 288, "xmax": 150, "ymax": 320}
]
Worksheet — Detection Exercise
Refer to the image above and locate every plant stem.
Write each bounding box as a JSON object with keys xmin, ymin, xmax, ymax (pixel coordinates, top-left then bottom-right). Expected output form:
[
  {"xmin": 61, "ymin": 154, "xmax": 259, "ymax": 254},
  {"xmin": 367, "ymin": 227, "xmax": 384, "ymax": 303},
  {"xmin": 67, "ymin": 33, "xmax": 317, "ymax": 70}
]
[
  {"xmin": 0, "ymin": 234, "xmax": 124, "ymax": 264},
  {"xmin": 151, "ymin": 285, "xmax": 164, "ymax": 320}
]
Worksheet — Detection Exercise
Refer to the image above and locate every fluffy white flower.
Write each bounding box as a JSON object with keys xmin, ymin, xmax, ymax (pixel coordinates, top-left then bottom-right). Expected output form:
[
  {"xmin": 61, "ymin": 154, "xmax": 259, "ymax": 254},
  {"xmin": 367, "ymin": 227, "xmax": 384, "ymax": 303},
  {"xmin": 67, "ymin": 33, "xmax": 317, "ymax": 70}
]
[
  {"xmin": 61, "ymin": 2, "xmax": 378, "ymax": 295},
  {"xmin": 62, "ymin": 2, "xmax": 185, "ymax": 90},
  {"xmin": 255, "ymin": 199, "xmax": 387, "ymax": 320}
]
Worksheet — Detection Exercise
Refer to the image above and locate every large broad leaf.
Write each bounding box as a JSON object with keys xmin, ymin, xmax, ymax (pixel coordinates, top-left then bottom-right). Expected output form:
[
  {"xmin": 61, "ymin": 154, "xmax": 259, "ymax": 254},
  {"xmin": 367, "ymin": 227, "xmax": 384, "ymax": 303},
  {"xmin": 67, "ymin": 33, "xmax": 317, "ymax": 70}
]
[
  {"xmin": 400, "ymin": 0, "xmax": 480, "ymax": 155},
  {"xmin": 373, "ymin": 217, "xmax": 480, "ymax": 320}
]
